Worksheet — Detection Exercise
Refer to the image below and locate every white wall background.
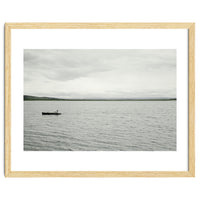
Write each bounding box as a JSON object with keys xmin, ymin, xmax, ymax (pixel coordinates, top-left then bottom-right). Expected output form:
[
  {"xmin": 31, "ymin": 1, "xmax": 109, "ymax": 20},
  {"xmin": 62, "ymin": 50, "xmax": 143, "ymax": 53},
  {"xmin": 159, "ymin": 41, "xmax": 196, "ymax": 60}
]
[{"xmin": 0, "ymin": 0, "xmax": 199, "ymax": 200}]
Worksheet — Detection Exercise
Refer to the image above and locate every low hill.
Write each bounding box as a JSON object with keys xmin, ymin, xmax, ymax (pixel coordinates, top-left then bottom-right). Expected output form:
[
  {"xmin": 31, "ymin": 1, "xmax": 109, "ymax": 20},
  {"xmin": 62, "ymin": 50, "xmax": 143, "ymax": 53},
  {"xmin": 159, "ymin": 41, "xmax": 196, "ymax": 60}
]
[
  {"xmin": 24, "ymin": 95, "xmax": 176, "ymax": 101},
  {"xmin": 24, "ymin": 95, "xmax": 66, "ymax": 101}
]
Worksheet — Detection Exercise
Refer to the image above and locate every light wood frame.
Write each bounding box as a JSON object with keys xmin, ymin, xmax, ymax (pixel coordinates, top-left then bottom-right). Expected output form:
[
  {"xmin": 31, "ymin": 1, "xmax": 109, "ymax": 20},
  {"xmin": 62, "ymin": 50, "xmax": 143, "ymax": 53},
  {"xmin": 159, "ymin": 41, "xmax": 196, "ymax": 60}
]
[{"xmin": 5, "ymin": 23, "xmax": 195, "ymax": 177}]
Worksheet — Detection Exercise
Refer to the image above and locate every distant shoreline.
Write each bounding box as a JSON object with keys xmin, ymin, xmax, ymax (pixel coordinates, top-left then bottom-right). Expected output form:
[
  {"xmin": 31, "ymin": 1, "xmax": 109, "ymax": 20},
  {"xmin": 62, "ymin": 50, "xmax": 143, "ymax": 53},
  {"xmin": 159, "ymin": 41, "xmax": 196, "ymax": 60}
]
[{"xmin": 24, "ymin": 95, "xmax": 176, "ymax": 101}]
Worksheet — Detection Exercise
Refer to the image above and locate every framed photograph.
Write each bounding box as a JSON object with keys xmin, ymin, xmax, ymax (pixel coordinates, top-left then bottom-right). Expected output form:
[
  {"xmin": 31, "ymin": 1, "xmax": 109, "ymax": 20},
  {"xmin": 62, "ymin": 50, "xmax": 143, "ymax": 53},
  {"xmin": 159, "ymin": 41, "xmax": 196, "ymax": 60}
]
[{"xmin": 5, "ymin": 23, "xmax": 195, "ymax": 177}]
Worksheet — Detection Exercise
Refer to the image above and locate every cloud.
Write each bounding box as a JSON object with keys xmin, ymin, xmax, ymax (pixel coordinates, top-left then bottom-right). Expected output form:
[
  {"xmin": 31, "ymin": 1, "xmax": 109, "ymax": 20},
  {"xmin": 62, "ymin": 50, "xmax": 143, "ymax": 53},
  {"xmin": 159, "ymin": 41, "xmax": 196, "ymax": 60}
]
[{"xmin": 24, "ymin": 49, "xmax": 176, "ymax": 98}]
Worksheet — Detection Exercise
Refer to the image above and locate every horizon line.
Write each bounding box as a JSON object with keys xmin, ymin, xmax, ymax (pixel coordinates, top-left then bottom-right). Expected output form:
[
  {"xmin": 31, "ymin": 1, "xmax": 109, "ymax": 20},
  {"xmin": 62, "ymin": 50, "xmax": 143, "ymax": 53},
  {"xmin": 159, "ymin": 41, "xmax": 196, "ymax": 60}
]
[{"xmin": 24, "ymin": 95, "xmax": 176, "ymax": 101}]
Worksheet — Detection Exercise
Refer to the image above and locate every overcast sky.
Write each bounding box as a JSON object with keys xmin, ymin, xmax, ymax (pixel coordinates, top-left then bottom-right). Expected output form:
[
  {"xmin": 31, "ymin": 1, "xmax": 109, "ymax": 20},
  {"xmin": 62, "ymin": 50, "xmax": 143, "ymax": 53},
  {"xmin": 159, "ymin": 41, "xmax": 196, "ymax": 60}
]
[{"xmin": 24, "ymin": 49, "xmax": 176, "ymax": 99}]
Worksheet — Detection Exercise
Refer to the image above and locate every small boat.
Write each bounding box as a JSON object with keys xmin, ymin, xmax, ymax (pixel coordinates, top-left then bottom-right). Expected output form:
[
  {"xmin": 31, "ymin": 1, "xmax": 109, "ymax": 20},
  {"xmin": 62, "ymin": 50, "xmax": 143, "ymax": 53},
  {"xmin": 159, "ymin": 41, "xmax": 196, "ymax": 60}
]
[{"xmin": 42, "ymin": 110, "xmax": 61, "ymax": 115}]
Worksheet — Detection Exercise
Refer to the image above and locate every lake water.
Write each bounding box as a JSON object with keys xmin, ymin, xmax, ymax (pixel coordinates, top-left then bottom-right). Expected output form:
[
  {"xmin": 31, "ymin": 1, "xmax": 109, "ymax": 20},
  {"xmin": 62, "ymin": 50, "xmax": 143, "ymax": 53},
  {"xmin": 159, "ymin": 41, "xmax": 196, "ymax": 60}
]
[{"xmin": 24, "ymin": 101, "xmax": 176, "ymax": 151}]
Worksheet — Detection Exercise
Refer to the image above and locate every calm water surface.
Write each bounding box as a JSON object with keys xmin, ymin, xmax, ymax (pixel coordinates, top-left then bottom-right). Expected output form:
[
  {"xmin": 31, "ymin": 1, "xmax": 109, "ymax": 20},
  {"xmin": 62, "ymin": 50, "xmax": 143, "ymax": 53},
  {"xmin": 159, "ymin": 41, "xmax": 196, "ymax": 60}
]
[{"xmin": 24, "ymin": 101, "xmax": 176, "ymax": 151}]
